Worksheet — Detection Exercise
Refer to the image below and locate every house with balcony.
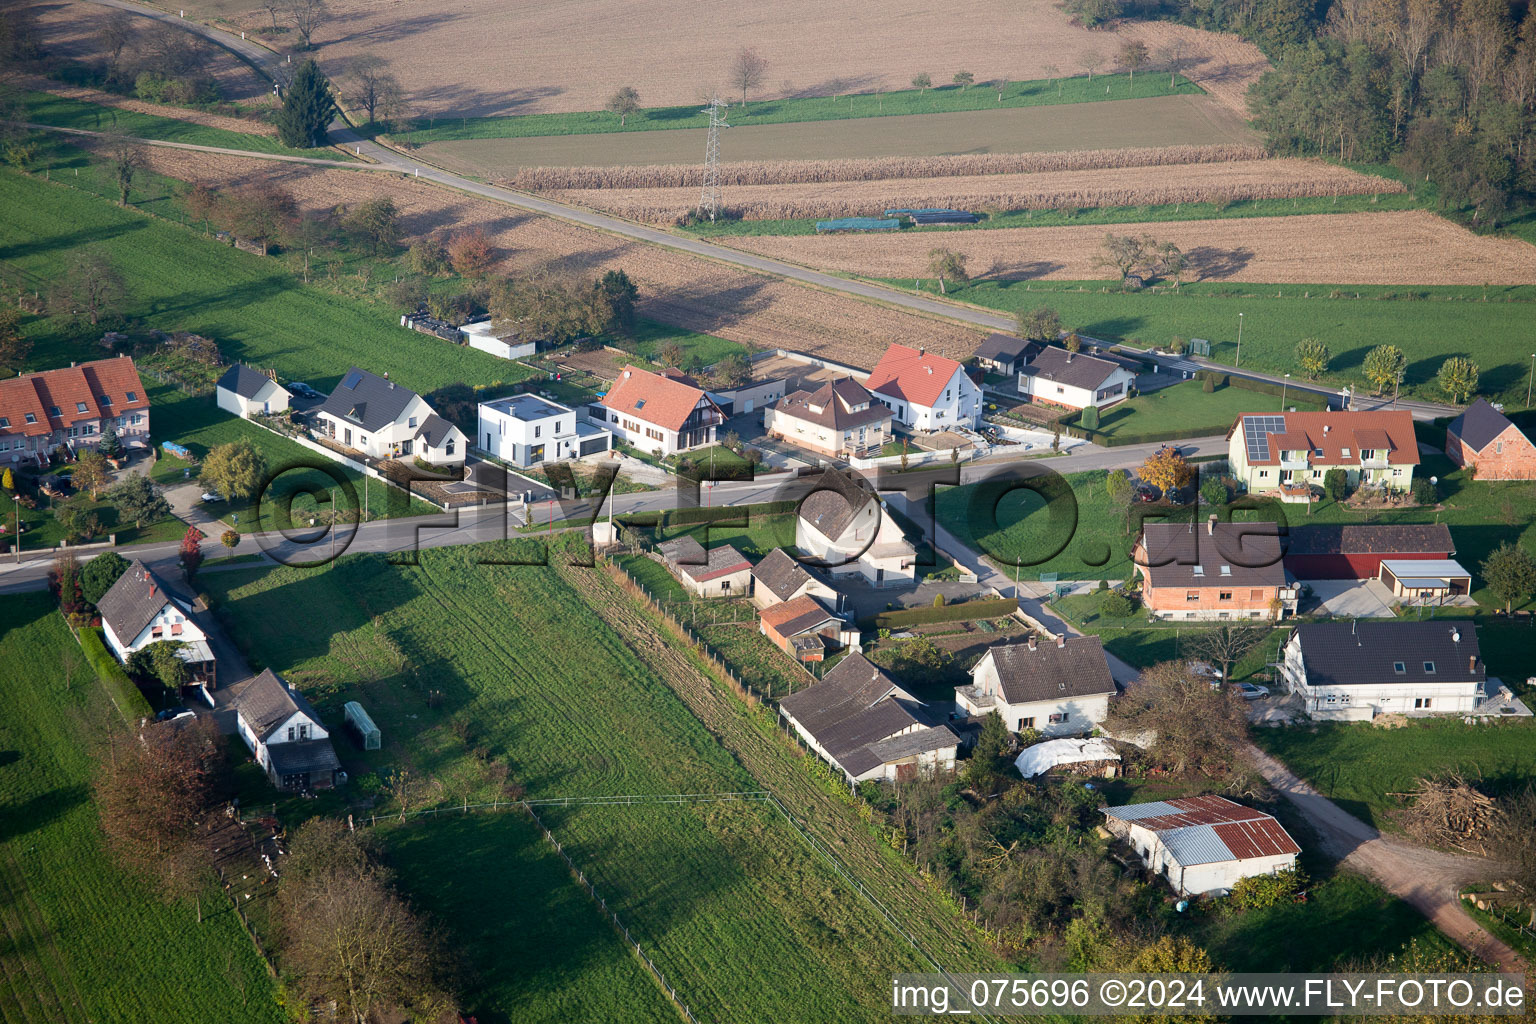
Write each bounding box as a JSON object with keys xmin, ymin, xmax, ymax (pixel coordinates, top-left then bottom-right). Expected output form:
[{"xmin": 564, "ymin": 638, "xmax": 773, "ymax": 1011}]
[
  {"xmin": 1135, "ymin": 518, "xmax": 1298, "ymax": 621},
  {"xmin": 477, "ymin": 393, "xmax": 611, "ymax": 467},
  {"xmin": 865, "ymin": 344, "xmax": 982, "ymax": 431},
  {"xmin": 955, "ymin": 633, "xmax": 1116, "ymax": 736},
  {"xmin": 764, "ymin": 377, "xmax": 892, "ymax": 459},
  {"xmin": 1226, "ymin": 410, "xmax": 1418, "ymax": 496},
  {"xmin": 0, "ymin": 356, "xmax": 149, "ymax": 467},
  {"xmin": 96, "ymin": 560, "xmax": 217, "ymax": 693},
  {"xmin": 795, "ymin": 470, "xmax": 915, "ymax": 586},
  {"xmin": 599, "ymin": 365, "xmax": 723, "ymax": 455},
  {"xmin": 313, "ymin": 367, "xmax": 466, "ymax": 466}
]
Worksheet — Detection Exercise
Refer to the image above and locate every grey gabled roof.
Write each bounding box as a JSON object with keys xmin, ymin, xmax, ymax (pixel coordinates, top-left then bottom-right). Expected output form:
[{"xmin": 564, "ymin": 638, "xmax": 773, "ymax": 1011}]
[
  {"xmin": 1284, "ymin": 523, "xmax": 1454, "ymax": 557},
  {"xmin": 751, "ymin": 547, "xmax": 817, "ymax": 602},
  {"xmin": 316, "ymin": 367, "xmax": 420, "ymax": 433},
  {"xmin": 414, "ymin": 412, "xmax": 457, "ymax": 448},
  {"xmin": 657, "ymin": 535, "xmax": 706, "ymax": 565},
  {"xmin": 232, "ymin": 668, "xmax": 324, "ymax": 743},
  {"xmin": 973, "ymin": 333, "xmax": 1040, "ymax": 365},
  {"xmin": 265, "ymin": 738, "xmax": 342, "ymax": 777},
  {"xmin": 216, "ymin": 364, "xmax": 289, "ymax": 400},
  {"xmin": 96, "ymin": 559, "xmax": 178, "ymax": 644},
  {"xmin": 797, "ymin": 470, "xmax": 875, "ymax": 541},
  {"xmin": 1019, "ymin": 346, "xmax": 1126, "ymax": 391},
  {"xmin": 979, "ymin": 635, "xmax": 1116, "ymax": 705},
  {"xmin": 779, "ymin": 653, "xmax": 947, "ymax": 776},
  {"xmin": 1447, "ymin": 399, "xmax": 1520, "ymax": 453},
  {"xmin": 1290, "ymin": 621, "xmax": 1485, "ymax": 688},
  {"xmin": 1140, "ymin": 522, "xmax": 1288, "ymax": 589}
]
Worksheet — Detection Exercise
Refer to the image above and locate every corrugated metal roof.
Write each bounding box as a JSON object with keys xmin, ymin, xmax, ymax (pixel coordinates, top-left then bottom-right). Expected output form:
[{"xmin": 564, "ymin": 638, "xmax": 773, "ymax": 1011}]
[
  {"xmin": 1160, "ymin": 824, "xmax": 1237, "ymax": 867},
  {"xmin": 1105, "ymin": 795, "xmax": 1301, "ymax": 866},
  {"xmin": 1379, "ymin": 559, "xmax": 1470, "ymax": 579}
]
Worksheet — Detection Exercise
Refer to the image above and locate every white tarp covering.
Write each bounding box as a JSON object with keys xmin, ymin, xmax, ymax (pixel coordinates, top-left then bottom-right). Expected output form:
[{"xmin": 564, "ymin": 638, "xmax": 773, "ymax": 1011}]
[{"xmin": 1014, "ymin": 738, "xmax": 1121, "ymax": 778}]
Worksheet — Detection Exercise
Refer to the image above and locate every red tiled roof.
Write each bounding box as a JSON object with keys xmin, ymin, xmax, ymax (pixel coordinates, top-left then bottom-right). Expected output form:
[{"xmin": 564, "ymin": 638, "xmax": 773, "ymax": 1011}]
[
  {"xmin": 760, "ymin": 594, "xmax": 839, "ymax": 636},
  {"xmin": 0, "ymin": 357, "xmax": 148, "ymax": 438},
  {"xmin": 600, "ymin": 365, "xmax": 713, "ymax": 432},
  {"xmin": 865, "ymin": 344, "xmax": 964, "ymax": 408},
  {"xmin": 1229, "ymin": 410, "xmax": 1418, "ymax": 467}
]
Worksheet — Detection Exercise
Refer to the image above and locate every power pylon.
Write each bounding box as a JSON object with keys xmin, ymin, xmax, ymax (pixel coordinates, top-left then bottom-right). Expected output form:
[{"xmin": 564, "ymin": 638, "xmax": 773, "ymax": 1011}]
[{"xmin": 697, "ymin": 95, "xmax": 729, "ymax": 222}]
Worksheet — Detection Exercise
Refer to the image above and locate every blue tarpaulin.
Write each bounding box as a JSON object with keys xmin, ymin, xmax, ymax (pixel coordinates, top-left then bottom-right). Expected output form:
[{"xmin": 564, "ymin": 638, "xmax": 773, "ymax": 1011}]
[{"xmin": 815, "ymin": 217, "xmax": 900, "ymax": 232}]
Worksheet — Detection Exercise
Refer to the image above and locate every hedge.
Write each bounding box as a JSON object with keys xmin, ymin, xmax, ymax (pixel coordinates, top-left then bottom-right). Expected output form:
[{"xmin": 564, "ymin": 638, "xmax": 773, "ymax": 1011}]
[
  {"xmin": 78, "ymin": 625, "xmax": 153, "ymax": 721},
  {"xmin": 862, "ymin": 596, "xmax": 1018, "ymax": 630}
]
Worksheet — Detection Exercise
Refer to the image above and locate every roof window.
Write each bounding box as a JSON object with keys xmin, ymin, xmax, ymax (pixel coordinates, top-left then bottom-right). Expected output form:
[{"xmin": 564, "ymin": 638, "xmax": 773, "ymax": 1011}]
[{"xmin": 1393, "ymin": 661, "xmax": 1406, "ymax": 674}]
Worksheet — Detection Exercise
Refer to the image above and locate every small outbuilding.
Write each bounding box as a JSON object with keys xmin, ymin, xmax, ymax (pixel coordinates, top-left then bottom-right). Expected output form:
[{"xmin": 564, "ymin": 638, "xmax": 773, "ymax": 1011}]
[
  {"xmin": 1377, "ymin": 558, "xmax": 1472, "ymax": 601},
  {"xmin": 1101, "ymin": 795, "xmax": 1299, "ymax": 897},
  {"xmin": 344, "ymin": 701, "xmax": 381, "ymax": 750},
  {"xmin": 216, "ymin": 364, "xmax": 292, "ymax": 419},
  {"xmin": 658, "ymin": 537, "xmax": 753, "ymax": 598}
]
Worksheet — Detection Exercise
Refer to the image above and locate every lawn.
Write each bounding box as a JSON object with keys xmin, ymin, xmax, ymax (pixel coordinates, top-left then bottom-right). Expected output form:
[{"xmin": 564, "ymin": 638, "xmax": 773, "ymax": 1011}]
[
  {"xmin": 879, "ymin": 278, "xmax": 1536, "ymax": 405},
  {"xmin": 627, "ymin": 318, "xmax": 748, "ymax": 368},
  {"xmin": 202, "ymin": 543, "xmax": 976, "ymax": 1022},
  {"xmin": 1251, "ymin": 718, "xmax": 1536, "ymax": 831},
  {"xmin": 656, "ymin": 510, "xmax": 800, "ymax": 559},
  {"xmin": 147, "ymin": 385, "xmax": 439, "ymax": 532},
  {"xmin": 396, "ymin": 73, "xmax": 1202, "ymax": 143},
  {"xmin": 19, "ymin": 90, "xmax": 315, "ymax": 156},
  {"xmin": 0, "ymin": 168, "xmax": 528, "ymax": 396},
  {"xmin": 1069, "ymin": 378, "xmax": 1326, "ymax": 443},
  {"xmin": 0, "ymin": 592, "xmax": 284, "ymax": 1022}
]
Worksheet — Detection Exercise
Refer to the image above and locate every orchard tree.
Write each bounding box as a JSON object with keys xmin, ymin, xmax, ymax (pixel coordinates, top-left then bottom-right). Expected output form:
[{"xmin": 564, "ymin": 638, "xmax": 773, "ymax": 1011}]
[
  {"xmin": 346, "ymin": 55, "xmax": 402, "ymax": 126},
  {"xmin": 1016, "ymin": 305, "xmax": 1061, "ymax": 342},
  {"xmin": 52, "ymin": 249, "xmax": 127, "ymax": 327},
  {"xmin": 108, "ymin": 473, "xmax": 171, "ymax": 527},
  {"xmin": 926, "ymin": 247, "xmax": 969, "ymax": 294},
  {"xmin": 1184, "ymin": 624, "xmax": 1271, "ymax": 687},
  {"xmin": 1138, "ymin": 446, "xmax": 1193, "ymax": 492},
  {"xmin": 1295, "ymin": 336, "xmax": 1330, "ymax": 379},
  {"xmin": 275, "ymin": 59, "xmax": 336, "ymax": 148},
  {"xmin": 953, "ymin": 70, "xmax": 975, "ymax": 90},
  {"xmin": 911, "ymin": 72, "xmax": 932, "ymax": 94},
  {"xmin": 730, "ymin": 47, "xmax": 767, "ymax": 106},
  {"xmin": 1361, "ymin": 344, "xmax": 1407, "ymax": 395},
  {"xmin": 109, "ymin": 141, "xmax": 144, "ymax": 207},
  {"xmin": 1481, "ymin": 542, "xmax": 1536, "ymax": 614},
  {"xmin": 286, "ymin": 0, "xmax": 328, "ymax": 49},
  {"xmin": 343, "ymin": 197, "xmax": 399, "ymax": 255},
  {"xmin": 201, "ymin": 439, "xmax": 268, "ymax": 501},
  {"xmin": 1436, "ymin": 356, "xmax": 1479, "ymax": 404},
  {"xmin": 0, "ymin": 304, "xmax": 29, "ymax": 375},
  {"xmin": 605, "ymin": 85, "xmax": 641, "ymax": 127},
  {"xmin": 1106, "ymin": 661, "xmax": 1249, "ymax": 777},
  {"xmin": 447, "ymin": 228, "xmax": 495, "ymax": 278},
  {"xmin": 1119, "ymin": 40, "xmax": 1150, "ymax": 90},
  {"xmin": 598, "ymin": 268, "xmax": 639, "ymax": 334}
]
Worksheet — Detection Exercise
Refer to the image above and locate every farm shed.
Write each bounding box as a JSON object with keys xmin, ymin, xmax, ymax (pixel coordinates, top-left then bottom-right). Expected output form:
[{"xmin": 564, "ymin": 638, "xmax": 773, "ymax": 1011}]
[
  {"xmin": 1282, "ymin": 523, "xmax": 1454, "ymax": 580},
  {"xmin": 1102, "ymin": 795, "xmax": 1299, "ymax": 897},
  {"xmin": 344, "ymin": 701, "xmax": 381, "ymax": 750}
]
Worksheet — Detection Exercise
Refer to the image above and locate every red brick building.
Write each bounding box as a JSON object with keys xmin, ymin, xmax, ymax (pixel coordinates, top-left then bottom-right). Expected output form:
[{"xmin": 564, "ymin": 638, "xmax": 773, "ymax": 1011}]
[
  {"xmin": 0, "ymin": 356, "xmax": 149, "ymax": 468},
  {"xmin": 1135, "ymin": 518, "xmax": 1298, "ymax": 621},
  {"xmin": 1447, "ymin": 399, "xmax": 1536, "ymax": 480}
]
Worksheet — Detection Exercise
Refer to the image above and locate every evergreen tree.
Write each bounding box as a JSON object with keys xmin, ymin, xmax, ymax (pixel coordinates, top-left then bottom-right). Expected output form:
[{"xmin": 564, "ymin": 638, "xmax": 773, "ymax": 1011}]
[
  {"xmin": 275, "ymin": 60, "xmax": 337, "ymax": 149},
  {"xmin": 96, "ymin": 423, "xmax": 121, "ymax": 459}
]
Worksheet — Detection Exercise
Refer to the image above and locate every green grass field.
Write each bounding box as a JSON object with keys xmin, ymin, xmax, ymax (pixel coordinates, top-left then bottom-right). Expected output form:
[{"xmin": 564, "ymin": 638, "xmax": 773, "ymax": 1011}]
[
  {"xmin": 882, "ymin": 278, "xmax": 1536, "ymax": 405},
  {"xmin": 19, "ymin": 90, "xmax": 315, "ymax": 156},
  {"xmin": 0, "ymin": 168, "xmax": 530, "ymax": 396},
  {"xmin": 0, "ymin": 592, "xmax": 284, "ymax": 1023},
  {"xmin": 1251, "ymin": 718, "xmax": 1536, "ymax": 831},
  {"xmin": 397, "ymin": 74, "xmax": 1202, "ymax": 144},
  {"xmin": 202, "ymin": 544, "xmax": 977, "ymax": 1022},
  {"xmin": 628, "ymin": 318, "xmax": 749, "ymax": 367},
  {"xmin": 1069, "ymin": 379, "xmax": 1326, "ymax": 442}
]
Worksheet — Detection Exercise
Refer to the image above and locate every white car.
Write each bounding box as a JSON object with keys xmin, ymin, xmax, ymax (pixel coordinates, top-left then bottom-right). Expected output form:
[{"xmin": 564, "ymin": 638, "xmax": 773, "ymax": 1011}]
[
  {"xmin": 200, "ymin": 490, "xmax": 224, "ymax": 503},
  {"xmin": 1237, "ymin": 682, "xmax": 1270, "ymax": 700}
]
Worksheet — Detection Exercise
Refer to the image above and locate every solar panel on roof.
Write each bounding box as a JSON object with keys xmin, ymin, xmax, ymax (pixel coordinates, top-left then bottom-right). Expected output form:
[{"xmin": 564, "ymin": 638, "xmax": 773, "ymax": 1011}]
[
  {"xmin": 1243, "ymin": 414, "xmax": 1286, "ymax": 462},
  {"xmin": 342, "ymin": 370, "xmax": 363, "ymax": 390}
]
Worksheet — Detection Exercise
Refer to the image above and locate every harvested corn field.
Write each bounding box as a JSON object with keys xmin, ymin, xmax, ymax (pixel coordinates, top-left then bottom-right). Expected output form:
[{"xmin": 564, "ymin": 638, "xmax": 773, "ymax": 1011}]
[
  {"xmin": 721, "ymin": 211, "xmax": 1536, "ymax": 286},
  {"xmin": 542, "ymin": 159, "xmax": 1404, "ymax": 225},
  {"xmin": 115, "ymin": 144, "xmax": 982, "ymax": 367}
]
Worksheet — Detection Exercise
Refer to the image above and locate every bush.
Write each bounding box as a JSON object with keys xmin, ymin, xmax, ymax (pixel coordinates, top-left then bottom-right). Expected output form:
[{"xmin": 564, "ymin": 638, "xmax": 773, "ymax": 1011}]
[
  {"xmin": 1202, "ymin": 376, "xmax": 1215, "ymax": 393},
  {"xmin": 1323, "ymin": 468, "xmax": 1349, "ymax": 500},
  {"xmin": 1228, "ymin": 867, "xmax": 1306, "ymax": 911},
  {"xmin": 933, "ymin": 593, "xmax": 947, "ymax": 608},
  {"xmin": 78, "ymin": 627, "xmax": 152, "ymax": 720},
  {"xmin": 1411, "ymin": 478, "xmax": 1437, "ymax": 504},
  {"xmin": 1199, "ymin": 475, "xmax": 1228, "ymax": 508},
  {"xmin": 1099, "ymin": 590, "xmax": 1135, "ymax": 618}
]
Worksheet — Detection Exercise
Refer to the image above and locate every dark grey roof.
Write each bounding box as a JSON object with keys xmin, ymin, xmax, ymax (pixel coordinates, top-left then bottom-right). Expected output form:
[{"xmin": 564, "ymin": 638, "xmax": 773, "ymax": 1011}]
[
  {"xmin": 980, "ymin": 636, "xmax": 1116, "ymax": 705},
  {"xmin": 854, "ymin": 725, "xmax": 960, "ymax": 775},
  {"xmin": 414, "ymin": 412, "xmax": 457, "ymax": 448},
  {"xmin": 1284, "ymin": 523, "xmax": 1454, "ymax": 557},
  {"xmin": 779, "ymin": 653, "xmax": 947, "ymax": 776},
  {"xmin": 751, "ymin": 547, "xmax": 817, "ymax": 602},
  {"xmin": 973, "ymin": 333, "xmax": 1040, "ymax": 365},
  {"xmin": 232, "ymin": 669, "xmax": 323, "ymax": 743},
  {"xmin": 771, "ymin": 378, "xmax": 889, "ymax": 432},
  {"xmin": 657, "ymin": 535, "xmax": 706, "ymax": 565},
  {"xmin": 1140, "ymin": 522, "xmax": 1288, "ymax": 589},
  {"xmin": 1290, "ymin": 621, "xmax": 1485, "ymax": 687},
  {"xmin": 316, "ymin": 367, "xmax": 419, "ymax": 433},
  {"xmin": 1019, "ymin": 346, "xmax": 1126, "ymax": 391},
  {"xmin": 265, "ymin": 738, "xmax": 341, "ymax": 777},
  {"xmin": 216, "ymin": 364, "xmax": 289, "ymax": 400},
  {"xmin": 96, "ymin": 560, "xmax": 178, "ymax": 643},
  {"xmin": 797, "ymin": 470, "xmax": 874, "ymax": 540},
  {"xmin": 1447, "ymin": 399, "xmax": 1520, "ymax": 453},
  {"xmin": 675, "ymin": 543, "xmax": 752, "ymax": 583}
]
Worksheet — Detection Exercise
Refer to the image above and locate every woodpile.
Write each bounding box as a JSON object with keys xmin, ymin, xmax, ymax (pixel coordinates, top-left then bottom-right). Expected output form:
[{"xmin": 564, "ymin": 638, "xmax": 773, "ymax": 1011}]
[{"xmin": 1396, "ymin": 773, "xmax": 1498, "ymax": 854}]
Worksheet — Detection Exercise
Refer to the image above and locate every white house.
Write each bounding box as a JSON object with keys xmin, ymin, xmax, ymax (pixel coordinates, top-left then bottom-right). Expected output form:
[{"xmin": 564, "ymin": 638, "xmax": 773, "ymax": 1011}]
[
  {"xmin": 749, "ymin": 547, "xmax": 839, "ymax": 610},
  {"xmin": 229, "ymin": 668, "xmax": 341, "ymax": 790},
  {"xmin": 954, "ymin": 633, "xmax": 1116, "ymax": 736},
  {"xmin": 1227, "ymin": 410, "xmax": 1418, "ymax": 496},
  {"xmin": 1278, "ymin": 621, "xmax": 1490, "ymax": 721},
  {"xmin": 460, "ymin": 318, "xmax": 536, "ymax": 361},
  {"xmin": 1101, "ymin": 795, "xmax": 1300, "ymax": 896},
  {"xmin": 215, "ymin": 364, "xmax": 291, "ymax": 419},
  {"xmin": 1016, "ymin": 347, "xmax": 1136, "ymax": 411},
  {"xmin": 777, "ymin": 653, "xmax": 958, "ymax": 784},
  {"xmin": 95, "ymin": 560, "xmax": 217, "ymax": 691},
  {"xmin": 764, "ymin": 377, "xmax": 892, "ymax": 460},
  {"xmin": 795, "ymin": 470, "xmax": 915, "ymax": 586},
  {"xmin": 314, "ymin": 367, "xmax": 466, "ymax": 466},
  {"xmin": 599, "ymin": 364, "xmax": 724, "ymax": 455},
  {"xmin": 477, "ymin": 393, "xmax": 611, "ymax": 467},
  {"xmin": 865, "ymin": 344, "xmax": 982, "ymax": 431},
  {"xmin": 656, "ymin": 536, "xmax": 753, "ymax": 598}
]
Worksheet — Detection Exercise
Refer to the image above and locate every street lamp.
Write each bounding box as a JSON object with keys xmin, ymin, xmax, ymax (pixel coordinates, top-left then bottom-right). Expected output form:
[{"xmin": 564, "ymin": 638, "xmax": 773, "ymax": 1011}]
[
  {"xmin": 1235, "ymin": 313, "xmax": 1244, "ymax": 367},
  {"xmin": 11, "ymin": 494, "xmax": 17, "ymax": 564},
  {"xmin": 1527, "ymin": 354, "xmax": 1535, "ymax": 408},
  {"xmin": 1280, "ymin": 373, "xmax": 1290, "ymax": 411}
]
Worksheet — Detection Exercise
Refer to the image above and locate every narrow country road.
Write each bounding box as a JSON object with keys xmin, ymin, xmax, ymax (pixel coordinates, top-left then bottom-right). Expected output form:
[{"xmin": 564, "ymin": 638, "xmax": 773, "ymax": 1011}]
[{"xmin": 1246, "ymin": 742, "xmax": 1525, "ymax": 974}]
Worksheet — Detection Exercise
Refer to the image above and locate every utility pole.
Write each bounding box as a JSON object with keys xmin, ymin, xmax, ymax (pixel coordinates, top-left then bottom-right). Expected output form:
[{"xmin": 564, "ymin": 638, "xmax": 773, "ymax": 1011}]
[
  {"xmin": 697, "ymin": 96, "xmax": 729, "ymax": 222},
  {"xmin": 1527, "ymin": 353, "xmax": 1535, "ymax": 408},
  {"xmin": 1235, "ymin": 312, "xmax": 1244, "ymax": 367},
  {"xmin": 1280, "ymin": 373, "xmax": 1289, "ymax": 411}
]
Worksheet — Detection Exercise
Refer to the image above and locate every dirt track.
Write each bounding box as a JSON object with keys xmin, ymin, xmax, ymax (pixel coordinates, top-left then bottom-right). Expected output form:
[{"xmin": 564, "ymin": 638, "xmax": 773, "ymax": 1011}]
[{"xmin": 722, "ymin": 210, "xmax": 1536, "ymax": 286}]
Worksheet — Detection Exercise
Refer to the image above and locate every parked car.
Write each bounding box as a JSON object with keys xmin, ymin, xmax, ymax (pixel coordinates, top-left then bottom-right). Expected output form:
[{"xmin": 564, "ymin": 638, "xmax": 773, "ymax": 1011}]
[
  {"xmin": 156, "ymin": 707, "xmax": 195, "ymax": 722},
  {"xmin": 1236, "ymin": 682, "xmax": 1270, "ymax": 700},
  {"xmin": 200, "ymin": 490, "xmax": 224, "ymax": 503},
  {"xmin": 289, "ymin": 382, "xmax": 322, "ymax": 399},
  {"xmin": 1187, "ymin": 661, "xmax": 1223, "ymax": 688},
  {"xmin": 1135, "ymin": 483, "xmax": 1162, "ymax": 503}
]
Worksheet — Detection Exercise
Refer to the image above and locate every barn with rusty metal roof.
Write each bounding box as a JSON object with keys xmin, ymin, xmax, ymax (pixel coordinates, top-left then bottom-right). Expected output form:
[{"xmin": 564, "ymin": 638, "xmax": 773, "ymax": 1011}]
[{"xmin": 1101, "ymin": 795, "xmax": 1299, "ymax": 896}]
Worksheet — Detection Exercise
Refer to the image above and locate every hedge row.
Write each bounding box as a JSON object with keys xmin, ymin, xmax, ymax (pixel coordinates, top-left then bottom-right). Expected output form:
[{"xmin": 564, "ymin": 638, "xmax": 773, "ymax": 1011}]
[
  {"xmin": 78, "ymin": 625, "xmax": 152, "ymax": 721},
  {"xmin": 863, "ymin": 596, "xmax": 1018, "ymax": 630}
]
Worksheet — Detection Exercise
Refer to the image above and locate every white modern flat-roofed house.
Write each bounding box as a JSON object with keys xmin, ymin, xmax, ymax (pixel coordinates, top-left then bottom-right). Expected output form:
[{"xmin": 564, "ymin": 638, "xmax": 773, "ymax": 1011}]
[
  {"xmin": 1101, "ymin": 795, "xmax": 1300, "ymax": 896},
  {"xmin": 1016, "ymin": 347, "xmax": 1137, "ymax": 410},
  {"xmin": 599, "ymin": 365, "xmax": 724, "ymax": 455},
  {"xmin": 314, "ymin": 367, "xmax": 466, "ymax": 466},
  {"xmin": 460, "ymin": 318, "xmax": 537, "ymax": 361},
  {"xmin": 1278, "ymin": 620, "xmax": 1495, "ymax": 720},
  {"xmin": 478, "ymin": 393, "xmax": 611, "ymax": 467},
  {"xmin": 216, "ymin": 364, "xmax": 291, "ymax": 419},
  {"xmin": 865, "ymin": 344, "xmax": 982, "ymax": 430},
  {"xmin": 955, "ymin": 633, "xmax": 1116, "ymax": 735},
  {"xmin": 794, "ymin": 470, "xmax": 914, "ymax": 586},
  {"xmin": 95, "ymin": 560, "xmax": 217, "ymax": 691}
]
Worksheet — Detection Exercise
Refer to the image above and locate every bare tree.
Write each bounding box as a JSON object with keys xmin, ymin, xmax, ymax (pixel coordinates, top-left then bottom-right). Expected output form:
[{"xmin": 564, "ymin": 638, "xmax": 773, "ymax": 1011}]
[
  {"xmin": 109, "ymin": 141, "xmax": 145, "ymax": 206},
  {"xmin": 730, "ymin": 47, "xmax": 767, "ymax": 106},
  {"xmin": 605, "ymin": 85, "xmax": 640, "ymax": 127},
  {"xmin": 346, "ymin": 55, "xmax": 402, "ymax": 126},
  {"xmin": 227, "ymin": 181, "xmax": 297, "ymax": 255},
  {"xmin": 97, "ymin": 11, "xmax": 136, "ymax": 71},
  {"xmin": 52, "ymin": 249, "xmax": 127, "ymax": 326},
  {"xmin": 286, "ymin": 0, "xmax": 328, "ymax": 50},
  {"xmin": 261, "ymin": 0, "xmax": 282, "ymax": 32},
  {"xmin": 1105, "ymin": 661, "xmax": 1250, "ymax": 777},
  {"xmin": 1156, "ymin": 38, "xmax": 1191, "ymax": 87},
  {"xmin": 1118, "ymin": 40, "xmax": 1150, "ymax": 90},
  {"xmin": 1182, "ymin": 624, "xmax": 1271, "ymax": 686},
  {"xmin": 1076, "ymin": 51, "xmax": 1103, "ymax": 81}
]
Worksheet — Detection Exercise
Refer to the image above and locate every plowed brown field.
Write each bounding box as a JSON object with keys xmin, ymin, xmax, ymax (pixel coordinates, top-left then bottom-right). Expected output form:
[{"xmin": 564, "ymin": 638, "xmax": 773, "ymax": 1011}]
[
  {"xmin": 542, "ymin": 159, "xmax": 1404, "ymax": 224},
  {"xmin": 183, "ymin": 0, "xmax": 1265, "ymax": 119},
  {"xmin": 111, "ymin": 143, "xmax": 982, "ymax": 368},
  {"xmin": 720, "ymin": 211, "xmax": 1536, "ymax": 285}
]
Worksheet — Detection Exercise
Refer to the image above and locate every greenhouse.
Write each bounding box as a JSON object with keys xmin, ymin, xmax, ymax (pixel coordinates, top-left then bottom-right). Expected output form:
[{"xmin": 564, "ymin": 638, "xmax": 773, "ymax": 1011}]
[{"xmin": 344, "ymin": 701, "xmax": 381, "ymax": 750}]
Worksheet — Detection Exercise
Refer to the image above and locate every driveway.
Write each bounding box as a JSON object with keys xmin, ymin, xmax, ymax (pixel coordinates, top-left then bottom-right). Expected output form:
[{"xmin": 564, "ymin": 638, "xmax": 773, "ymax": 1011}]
[
  {"xmin": 1246, "ymin": 742, "xmax": 1523, "ymax": 973},
  {"xmin": 1305, "ymin": 578, "xmax": 1398, "ymax": 618}
]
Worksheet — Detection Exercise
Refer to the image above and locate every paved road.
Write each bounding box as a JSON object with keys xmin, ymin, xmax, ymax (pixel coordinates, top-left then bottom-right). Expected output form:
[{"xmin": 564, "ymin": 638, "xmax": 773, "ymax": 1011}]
[{"xmin": 1246, "ymin": 742, "xmax": 1524, "ymax": 974}]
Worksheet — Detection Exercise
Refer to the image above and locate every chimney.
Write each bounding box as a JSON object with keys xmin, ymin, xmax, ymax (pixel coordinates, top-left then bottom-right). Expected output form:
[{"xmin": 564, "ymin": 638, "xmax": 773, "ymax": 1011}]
[
  {"xmin": 918, "ymin": 347, "xmax": 925, "ymax": 357},
  {"xmin": 1027, "ymin": 634, "xmax": 1037, "ymax": 651},
  {"xmin": 70, "ymin": 361, "xmax": 76, "ymax": 368},
  {"xmin": 1207, "ymin": 514, "xmax": 1218, "ymax": 535},
  {"xmin": 1469, "ymin": 654, "xmax": 1478, "ymax": 673},
  {"xmin": 1323, "ymin": 424, "xmax": 1330, "ymax": 434},
  {"xmin": 1055, "ymin": 633, "xmax": 1065, "ymax": 648}
]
